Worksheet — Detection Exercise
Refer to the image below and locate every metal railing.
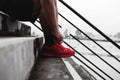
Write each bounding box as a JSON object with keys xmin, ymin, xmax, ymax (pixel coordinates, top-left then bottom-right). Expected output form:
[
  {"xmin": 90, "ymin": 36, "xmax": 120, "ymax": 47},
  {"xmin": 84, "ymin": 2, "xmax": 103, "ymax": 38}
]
[
  {"xmin": 58, "ymin": 0, "xmax": 120, "ymax": 50},
  {"xmin": 58, "ymin": 0, "xmax": 120, "ymax": 79},
  {"xmin": 31, "ymin": 0, "xmax": 120, "ymax": 79}
]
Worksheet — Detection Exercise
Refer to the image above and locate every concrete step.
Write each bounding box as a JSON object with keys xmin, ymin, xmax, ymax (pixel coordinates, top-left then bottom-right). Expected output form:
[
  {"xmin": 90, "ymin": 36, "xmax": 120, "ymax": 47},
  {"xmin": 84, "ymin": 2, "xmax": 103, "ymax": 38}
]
[
  {"xmin": 0, "ymin": 37, "xmax": 43, "ymax": 80},
  {"xmin": 28, "ymin": 57, "xmax": 74, "ymax": 80},
  {"xmin": 28, "ymin": 56, "xmax": 97, "ymax": 80}
]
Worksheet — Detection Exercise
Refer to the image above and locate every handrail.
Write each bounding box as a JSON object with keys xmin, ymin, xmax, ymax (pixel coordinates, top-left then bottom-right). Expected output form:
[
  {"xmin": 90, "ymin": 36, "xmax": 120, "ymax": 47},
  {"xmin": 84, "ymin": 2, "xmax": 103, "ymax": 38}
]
[
  {"xmin": 59, "ymin": 13, "xmax": 120, "ymax": 63},
  {"xmin": 63, "ymin": 41, "xmax": 106, "ymax": 80},
  {"xmin": 59, "ymin": 12, "xmax": 120, "ymax": 74},
  {"xmin": 70, "ymin": 34, "xmax": 120, "ymax": 75},
  {"xmin": 58, "ymin": 0, "xmax": 120, "ymax": 50},
  {"xmin": 58, "ymin": 0, "xmax": 120, "ymax": 79}
]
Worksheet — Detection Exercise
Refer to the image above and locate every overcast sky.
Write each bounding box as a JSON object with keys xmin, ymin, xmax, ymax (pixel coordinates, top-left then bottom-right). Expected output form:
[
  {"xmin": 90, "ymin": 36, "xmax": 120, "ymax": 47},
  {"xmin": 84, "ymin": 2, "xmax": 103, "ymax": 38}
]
[{"xmin": 58, "ymin": 0, "xmax": 120, "ymax": 35}]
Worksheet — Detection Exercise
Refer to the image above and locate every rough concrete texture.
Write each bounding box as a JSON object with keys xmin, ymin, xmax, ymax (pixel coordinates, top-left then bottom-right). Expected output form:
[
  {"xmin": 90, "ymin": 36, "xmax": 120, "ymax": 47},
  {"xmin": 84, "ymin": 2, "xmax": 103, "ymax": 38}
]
[
  {"xmin": 0, "ymin": 37, "xmax": 37, "ymax": 80},
  {"xmin": 28, "ymin": 57, "xmax": 73, "ymax": 80}
]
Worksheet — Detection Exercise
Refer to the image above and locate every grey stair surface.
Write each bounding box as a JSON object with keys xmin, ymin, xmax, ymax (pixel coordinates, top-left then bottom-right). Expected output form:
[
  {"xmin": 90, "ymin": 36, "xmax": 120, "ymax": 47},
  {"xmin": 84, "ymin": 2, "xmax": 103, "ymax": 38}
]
[
  {"xmin": 27, "ymin": 53, "xmax": 96, "ymax": 80},
  {"xmin": 0, "ymin": 37, "xmax": 43, "ymax": 80},
  {"xmin": 28, "ymin": 57, "xmax": 73, "ymax": 80}
]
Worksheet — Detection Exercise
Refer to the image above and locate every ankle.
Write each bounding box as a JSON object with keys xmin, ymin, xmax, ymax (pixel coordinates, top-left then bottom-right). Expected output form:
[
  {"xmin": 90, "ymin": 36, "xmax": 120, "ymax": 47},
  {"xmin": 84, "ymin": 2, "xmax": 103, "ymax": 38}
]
[{"xmin": 44, "ymin": 34, "xmax": 63, "ymax": 46}]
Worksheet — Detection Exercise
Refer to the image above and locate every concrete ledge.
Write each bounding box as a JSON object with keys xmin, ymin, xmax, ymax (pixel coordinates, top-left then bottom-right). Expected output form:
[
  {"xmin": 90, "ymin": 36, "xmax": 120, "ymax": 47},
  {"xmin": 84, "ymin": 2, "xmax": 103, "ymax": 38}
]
[
  {"xmin": 28, "ymin": 57, "xmax": 73, "ymax": 80},
  {"xmin": 65, "ymin": 57, "xmax": 96, "ymax": 80},
  {"xmin": 0, "ymin": 37, "xmax": 43, "ymax": 80}
]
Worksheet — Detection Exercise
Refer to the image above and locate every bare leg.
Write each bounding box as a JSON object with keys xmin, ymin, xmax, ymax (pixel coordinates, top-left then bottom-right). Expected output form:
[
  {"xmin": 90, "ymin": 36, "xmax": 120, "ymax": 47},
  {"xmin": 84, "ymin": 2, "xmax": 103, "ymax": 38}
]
[
  {"xmin": 39, "ymin": 0, "xmax": 63, "ymax": 45},
  {"xmin": 38, "ymin": 0, "xmax": 75, "ymax": 57}
]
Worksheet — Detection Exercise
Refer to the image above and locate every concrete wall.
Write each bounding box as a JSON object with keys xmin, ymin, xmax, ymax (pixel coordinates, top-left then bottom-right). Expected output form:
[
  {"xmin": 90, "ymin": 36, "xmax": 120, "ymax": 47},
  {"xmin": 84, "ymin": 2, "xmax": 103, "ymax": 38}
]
[
  {"xmin": 0, "ymin": 12, "xmax": 44, "ymax": 80},
  {"xmin": 0, "ymin": 37, "xmax": 37, "ymax": 80}
]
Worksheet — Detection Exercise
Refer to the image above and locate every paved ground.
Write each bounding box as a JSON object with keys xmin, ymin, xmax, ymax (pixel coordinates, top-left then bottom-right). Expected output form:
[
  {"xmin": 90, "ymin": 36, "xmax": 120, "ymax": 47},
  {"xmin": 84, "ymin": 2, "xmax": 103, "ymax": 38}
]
[{"xmin": 28, "ymin": 57, "xmax": 73, "ymax": 80}]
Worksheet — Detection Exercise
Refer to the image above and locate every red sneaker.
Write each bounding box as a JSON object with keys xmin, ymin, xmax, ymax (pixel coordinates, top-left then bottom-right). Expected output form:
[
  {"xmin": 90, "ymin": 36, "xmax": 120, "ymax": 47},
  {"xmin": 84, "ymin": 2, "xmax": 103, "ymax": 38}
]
[{"xmin": 40, "ymin": 42, "xmax": 75, "ymax": 58}]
